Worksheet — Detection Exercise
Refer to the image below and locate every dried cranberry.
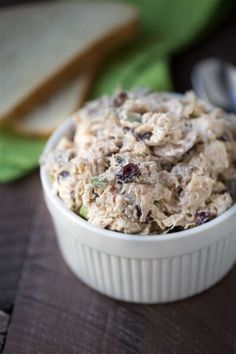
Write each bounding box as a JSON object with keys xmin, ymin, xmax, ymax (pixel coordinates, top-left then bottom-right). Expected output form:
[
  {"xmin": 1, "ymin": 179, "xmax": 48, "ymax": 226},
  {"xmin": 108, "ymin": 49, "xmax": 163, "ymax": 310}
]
[
  {"xmin": 58, "ymin": 170, "xmax": 70, "ymax": 181},
  {"xmin": 116, "ymin": 163, "xmax": 141, "ymax": 182},
  {"xmin": 196, "ymin": 211, "xmax": 213, "ymax": 226},
  {"xmin": 114, "ymin": 91, "xmax": 128, "ymax": 107},
  {"xmin": 136, "ymin": 132, "xmax": 152, "ymax": 141}
]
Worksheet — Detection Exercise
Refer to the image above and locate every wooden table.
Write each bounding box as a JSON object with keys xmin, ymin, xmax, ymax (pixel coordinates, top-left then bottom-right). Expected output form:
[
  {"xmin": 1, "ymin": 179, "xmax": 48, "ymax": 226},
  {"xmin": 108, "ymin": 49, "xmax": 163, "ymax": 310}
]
[{"xmin": 1, "ymin": 2, "xmax": 236, "ymax": 353}]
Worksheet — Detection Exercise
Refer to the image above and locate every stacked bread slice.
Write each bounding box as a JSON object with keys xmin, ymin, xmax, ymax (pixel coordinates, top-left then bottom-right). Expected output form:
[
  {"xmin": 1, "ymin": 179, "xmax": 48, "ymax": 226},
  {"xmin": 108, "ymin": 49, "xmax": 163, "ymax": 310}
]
[
  {"xmin": 0, "ymin": 1, "xmax": 138, "ymax": 136},
  {"xmin": 9, "ymin": 71, "xmax": 97, "ymax": 138}
]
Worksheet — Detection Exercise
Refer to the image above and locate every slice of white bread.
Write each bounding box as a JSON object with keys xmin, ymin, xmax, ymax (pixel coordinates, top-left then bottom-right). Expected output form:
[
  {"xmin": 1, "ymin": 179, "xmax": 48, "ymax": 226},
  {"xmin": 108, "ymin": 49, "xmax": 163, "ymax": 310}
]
[
  {"xmin": 0, "ymin": 1, "xmax": 138, "ymax": 123},
  {"xmin": 9, "ymin": 71, "xmax": 95, "ymax": 138}
]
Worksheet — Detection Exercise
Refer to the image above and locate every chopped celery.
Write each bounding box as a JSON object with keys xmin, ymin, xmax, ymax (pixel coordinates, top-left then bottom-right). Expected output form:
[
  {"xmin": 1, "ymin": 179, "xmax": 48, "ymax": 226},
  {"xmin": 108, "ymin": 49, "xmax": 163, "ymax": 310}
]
[
  {"xmin": 91, "ymin": 176, "xmax": 108, "ymax": 190},
  {"xmin": 79, "ymin": 205, "xmax": 89, "ymax": 220},
  {"xmin": 123, "ymin": 111, "xmax": 142, "ymax": 123}
]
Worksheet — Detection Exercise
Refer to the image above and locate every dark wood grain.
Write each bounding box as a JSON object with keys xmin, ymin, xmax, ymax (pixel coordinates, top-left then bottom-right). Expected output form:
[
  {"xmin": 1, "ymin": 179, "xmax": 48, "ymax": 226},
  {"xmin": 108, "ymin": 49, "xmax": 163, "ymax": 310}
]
[
  {"xmin": 0, "ymin": 311, "xmax": 9, "ymax": 352},
  {"xmin": 0, "ymin": 311, "xmax": 9, "ymax": 333},
  {"xmin": 1, "ymin": 174, "xmax": 236, "ymax": 354},
  {"xmin": 0, "ymin": 173, "xmax": 40, "ymax": 312}
]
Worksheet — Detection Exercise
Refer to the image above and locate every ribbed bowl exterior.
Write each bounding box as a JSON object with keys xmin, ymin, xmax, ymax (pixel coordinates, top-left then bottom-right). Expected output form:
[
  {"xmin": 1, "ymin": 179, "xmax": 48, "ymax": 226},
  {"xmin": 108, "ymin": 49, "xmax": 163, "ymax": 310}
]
[{"xmin": 53, "ymin": 220, "xmax": 236, "ymax": 303}]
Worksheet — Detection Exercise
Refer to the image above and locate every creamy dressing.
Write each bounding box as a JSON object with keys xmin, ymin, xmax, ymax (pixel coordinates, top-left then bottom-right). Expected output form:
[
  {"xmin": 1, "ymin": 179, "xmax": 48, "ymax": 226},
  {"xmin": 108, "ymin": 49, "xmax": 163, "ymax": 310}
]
[{"xmin": 44, "ymin": 90, "xmax": 236, "ymax": 235}]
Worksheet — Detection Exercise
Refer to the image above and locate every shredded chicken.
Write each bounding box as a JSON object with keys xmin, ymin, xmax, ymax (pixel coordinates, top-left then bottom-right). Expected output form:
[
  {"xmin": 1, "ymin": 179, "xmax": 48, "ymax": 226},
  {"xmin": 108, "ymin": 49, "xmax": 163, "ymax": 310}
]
[{"xmin": 44, "ymin": 90, "xmax": 236, "ymax": 235}]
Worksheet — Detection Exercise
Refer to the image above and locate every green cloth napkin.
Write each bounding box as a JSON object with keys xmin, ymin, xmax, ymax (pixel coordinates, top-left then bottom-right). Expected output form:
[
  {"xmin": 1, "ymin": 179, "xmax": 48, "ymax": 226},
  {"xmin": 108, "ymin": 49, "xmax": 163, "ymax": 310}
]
[
  {"xmin": 0, "ymin": 0, "xmax": 221, "ymax": 183},
  {"xmin": 0, "ymin": 129, "xmax": 46, "ymax": 182}
]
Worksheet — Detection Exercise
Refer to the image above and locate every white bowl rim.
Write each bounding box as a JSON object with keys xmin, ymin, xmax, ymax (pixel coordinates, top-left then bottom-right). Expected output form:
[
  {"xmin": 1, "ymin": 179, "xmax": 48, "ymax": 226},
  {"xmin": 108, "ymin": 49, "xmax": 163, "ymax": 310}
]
[{"xmin": 40, "ymin": 96, "xmax": 236, "ymax": 244}]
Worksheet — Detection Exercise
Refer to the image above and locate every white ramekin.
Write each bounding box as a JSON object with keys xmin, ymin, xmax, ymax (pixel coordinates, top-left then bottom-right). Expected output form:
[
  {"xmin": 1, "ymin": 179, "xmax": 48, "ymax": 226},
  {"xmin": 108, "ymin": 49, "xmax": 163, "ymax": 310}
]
[{"xmin": 40, "ymin": 115, "xmax": 236, "ymax": 304}]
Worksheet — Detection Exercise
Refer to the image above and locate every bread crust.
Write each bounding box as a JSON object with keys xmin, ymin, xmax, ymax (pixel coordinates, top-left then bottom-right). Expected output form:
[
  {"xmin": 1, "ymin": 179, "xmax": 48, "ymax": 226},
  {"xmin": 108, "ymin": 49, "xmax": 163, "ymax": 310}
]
[{"xmin": 8, "ymin": 68, "xmax": 96, "ymax": 138}]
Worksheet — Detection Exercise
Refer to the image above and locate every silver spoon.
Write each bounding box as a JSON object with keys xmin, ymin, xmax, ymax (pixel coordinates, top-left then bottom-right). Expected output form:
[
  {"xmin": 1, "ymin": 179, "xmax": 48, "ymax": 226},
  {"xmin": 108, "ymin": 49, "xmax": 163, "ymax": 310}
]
[
  {"xmin": 191, "ymin": 58, "xmax": 236, "ymax": 113},
  {"xmin": 191, "ymin": 58, "xmax": 236, "ymax": 134}
]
